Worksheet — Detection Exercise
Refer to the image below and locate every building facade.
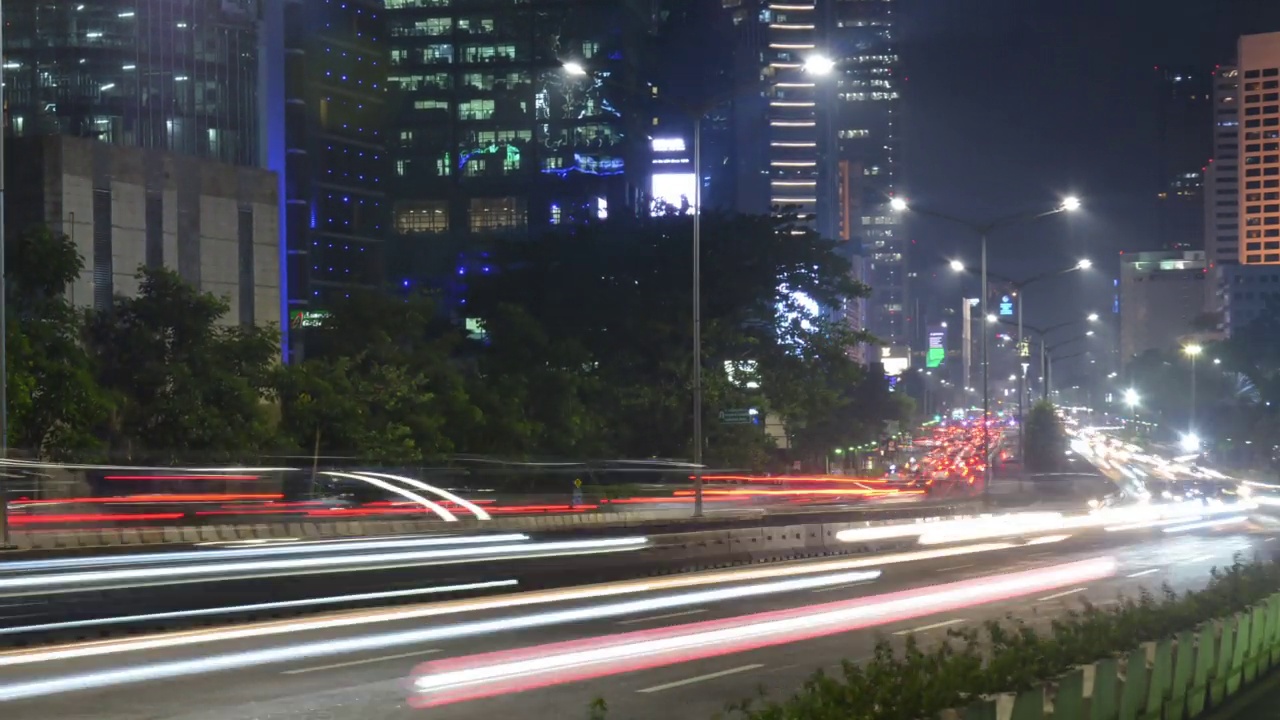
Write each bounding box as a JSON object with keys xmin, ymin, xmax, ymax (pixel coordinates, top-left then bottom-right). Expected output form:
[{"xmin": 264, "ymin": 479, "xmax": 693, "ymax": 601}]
[
  {"xmin": 1205, "ymin": 65, "xmax": 1241, "ymax": 272},
  {"xmin": 1154, "ymin": 66, "xmax": 1212, "ymax": 251},
  {"xmin": 263, "ymin": 0, "xmax": 390, "ymax": 360},
  {"xmin": 826, "ymin": 0, "xmax": 902, "ymax": 344},
  {"xmin": 724, "ymin": 0, "xmax": 900, "ymax": 347},
  {"xmin": 383, "ymin": 0, "xmax": 654, "ymax": 296},
  {"xmin": 1220, "ymin": 264, "xmax": 1280, "ymax": 336},
  {"xmin": 5, "ymin": 0, "xmax": 262, "ymax": 167},
  {"xmin": 1239, "ymin": 32, "xmax": 1280, "ymax": 266},
  {"xmin": 1119, "ymin": 250, "xmax": 1207, "ymax": 362},
  {"xmin": 9, "ymin": 135, "xmax": 280, "ymax": 328}
]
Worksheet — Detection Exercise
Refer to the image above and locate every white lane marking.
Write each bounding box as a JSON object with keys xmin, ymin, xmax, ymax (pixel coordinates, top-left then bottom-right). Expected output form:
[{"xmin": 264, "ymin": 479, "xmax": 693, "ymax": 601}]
[
  {"xmin": 936, "ymin": 564, "xmax": 975, "ymax": 573},
  {"xmin": 893, "ymin": 618, "xmax": 966, "ymax": 636},
  {"xmin": 637, "ymin": 664, "xmax": 765, "ymax": 693},
  {"xmin": 811, "ymin": 581, "xmax": 874, "ymax": 593},
  {"xmin": 1037, "ymin": 587, "xmax": 1088, "ymax": 602},
  {"xmin": 1185, "ymin": 554, "xmax": 1214, "ymax": 563},
  {"xmin": 281, "ymin": 649, "xmax": 442, "ymax": 675},
  {"xmin": 1127, "ymin": 569, "xmax": 1160, "ymax": 578},
  {"xmin": 1266, "ymin": 537, "xmax": 1277, "ymax": 543},
  {"xmin": 617, "ymin": 609, "xmax": 707, "ymax": 625}
]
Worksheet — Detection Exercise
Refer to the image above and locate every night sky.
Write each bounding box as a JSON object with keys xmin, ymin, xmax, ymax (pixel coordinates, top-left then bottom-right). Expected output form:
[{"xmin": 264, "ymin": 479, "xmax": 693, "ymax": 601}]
[{"xmin": 903, "ymin": 0, "xmax": 1280, "ymax": 337}]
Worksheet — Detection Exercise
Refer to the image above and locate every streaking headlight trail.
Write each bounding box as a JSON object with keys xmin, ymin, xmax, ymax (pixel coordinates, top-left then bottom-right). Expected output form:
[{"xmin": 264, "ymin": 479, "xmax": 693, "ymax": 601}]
[
  {"xmin": 0, "ymin": 542, "xmax": 1013, "ymax": 668},
  {"xmin": 0, "ymin": 537, "xmax": 649, "ymax": 596},
  {"xmin": 407, "ymin": 557, "xmax": 1118, "ymax": 707},
  {"xmin": 0, "ymin": 570, "xmax": 884, "ymax": 701}
]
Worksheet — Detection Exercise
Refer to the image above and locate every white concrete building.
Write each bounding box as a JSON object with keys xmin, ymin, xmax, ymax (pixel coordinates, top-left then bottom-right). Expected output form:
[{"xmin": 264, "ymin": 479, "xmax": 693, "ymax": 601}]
[{"xmin": 10, "ymin": 135, "xmax": 280, "ymax": 328}]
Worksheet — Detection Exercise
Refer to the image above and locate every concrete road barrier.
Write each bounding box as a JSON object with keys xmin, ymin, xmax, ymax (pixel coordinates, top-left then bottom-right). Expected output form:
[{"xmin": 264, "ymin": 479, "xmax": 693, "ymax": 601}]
[{"xmin": 0, "ymin": 496, "xmax": 1094, "ymax": 555}]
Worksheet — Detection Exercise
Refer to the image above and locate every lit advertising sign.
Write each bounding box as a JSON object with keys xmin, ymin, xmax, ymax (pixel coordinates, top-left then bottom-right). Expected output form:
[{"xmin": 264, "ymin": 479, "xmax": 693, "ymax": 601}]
[
  {"xmin": 651, "ymin": 172, "xmax": 696, "ymax": 215},
  {"xmin": 651, "ymin": 137, "xmax": 686, "ymax": 153},
  {"xmin": 998, "ymin": 294, "xmax": 1015, "ymax": 317},
  {"xmin": 926, "ymin": 328, "xmax": 946, "ymax": 368},
  {"xmin": 880, "ymin": 347, "xmax": 909, "ymax": 377},
  {"xmin": 882, "ymin": 355, "xmax": 910, "ymax": 377},
  {"xmin": 289, "ymin": 310, "xmax": 330, "ymax": 329}
]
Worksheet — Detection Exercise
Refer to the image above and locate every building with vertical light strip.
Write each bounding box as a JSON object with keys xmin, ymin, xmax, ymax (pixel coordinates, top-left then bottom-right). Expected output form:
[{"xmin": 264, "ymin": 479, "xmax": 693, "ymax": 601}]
[
  {"xmin": 762, "ymin": 3, "xmax": 822, "ymax": 229},
  {"xmin": 726, "ymin": 1, "xmax": 902, "ymax": 352},
  {"xmin": 1239, "ymin": 31, "xmax": 1280, "ymax": 266}
]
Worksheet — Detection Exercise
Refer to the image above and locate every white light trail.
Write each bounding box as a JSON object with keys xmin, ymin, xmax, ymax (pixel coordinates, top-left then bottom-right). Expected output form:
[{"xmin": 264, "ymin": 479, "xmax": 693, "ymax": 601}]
[
  {"xmin": 322, "ymin": 471, "xmax": 456, "ymax": 521},
  {"xmin": 0, "ymin": 534, "xmax": 529, "ymax": 573},
  {"xmin": 355, "ymin": 471, "xmax": 492, "ymax": 520},
  {"xmin": 0, "ymin": 570, "xmax": 885, "ymax": 700},
  {"xmin": 0, "ymin": 537, "xmax": 647, "ymax": 596},
  {"xmin": 0, "ymin": 581, "xmax": 519, "ymax": 636},
  {"xmin": 0, "ymin": 543, "xmax": 1014, "ymax": 669}
]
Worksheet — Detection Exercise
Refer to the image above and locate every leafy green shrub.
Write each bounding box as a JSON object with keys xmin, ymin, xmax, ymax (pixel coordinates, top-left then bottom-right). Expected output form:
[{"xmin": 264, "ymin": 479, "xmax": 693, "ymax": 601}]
[{"xmin": 599, "ymin": 556, "xmax": 1280, "ymax": 720}]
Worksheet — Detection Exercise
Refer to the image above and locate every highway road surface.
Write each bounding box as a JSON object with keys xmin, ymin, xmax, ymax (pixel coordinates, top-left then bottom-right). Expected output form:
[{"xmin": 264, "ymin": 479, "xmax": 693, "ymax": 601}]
[{"xmin": 0, "ymin": 519, "xmax": 1272, "ymax": 720}]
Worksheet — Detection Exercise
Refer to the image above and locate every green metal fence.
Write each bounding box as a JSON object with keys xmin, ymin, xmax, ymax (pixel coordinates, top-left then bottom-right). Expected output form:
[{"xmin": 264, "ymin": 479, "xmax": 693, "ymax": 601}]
[{"xmin": 951, "ymin": 592, "xmax": 1280, "ymax": 720}]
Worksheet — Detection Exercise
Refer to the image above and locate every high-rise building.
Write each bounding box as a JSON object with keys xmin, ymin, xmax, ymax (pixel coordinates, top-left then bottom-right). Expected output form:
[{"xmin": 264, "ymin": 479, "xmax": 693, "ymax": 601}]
[
  {"xmin": 1238, "ymin": 31, "xmax": 1280, "ymax": 266},
  {"xmin": 1154, "ymin": 66, "xmax": 1212, "ymax": 251},
  {"xmin": 1119, "ymin": 250, "xmax": 1208, "ymax": 362},
  {"xmin": 5, "ymin": 0, "xmax": 262, "ymax": 166},
  {"xmin": 264, "ymin": 0, "xmax": 390, "ymax": 360},
  {"xmin": 383, "ymin": 0, "xmax": 654, "ymax": 297},
  {"xmin": 726, "ymin": 0, "xmax": 901, "ymax": 346},
  {"xmin": 826, "ymin": 0, "xmax": 902, "ymax": 344},
  {"xmin": 1205, "ymin": 65, "xmax": 1241, "ymax": 272}
]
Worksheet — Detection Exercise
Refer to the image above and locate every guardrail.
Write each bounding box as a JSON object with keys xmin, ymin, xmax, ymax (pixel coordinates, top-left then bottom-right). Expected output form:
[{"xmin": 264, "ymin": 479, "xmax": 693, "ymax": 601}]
[
  {"xmin": 3, "ymin": 498, "xmax": 1006, "ymax": 552},
  {"xmin": 0, "ymin": 488, "xmax": 1099, "ymax": 553},
  {"xmin": 947, "ymin": 593, "xmax": 1280, "ymax": 720},
  {"xmin": 1, "ymin": 507, "xmax": 999, "ymax": 647}
]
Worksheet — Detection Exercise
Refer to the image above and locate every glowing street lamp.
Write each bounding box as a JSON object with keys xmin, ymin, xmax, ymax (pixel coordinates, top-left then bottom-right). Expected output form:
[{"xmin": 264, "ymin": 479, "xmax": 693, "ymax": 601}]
[
  {"xmin": 803, "ymin": 55, "xmax": 837, "ymax": 75},
  {"xmin": 949, "ymin": 259, "xmax": 965, "ymax": 272},
  {"xmin": 1076, "ymin": 258, "xmax": 1092, "ymax": 270},
  {"xmin": 1180, "ymin": 432, "xmax": 1202, "ymax": 454},
  {"xmin": 561, "ymin": 61, "xmax": 588, "ymax": 76},
  {"xmin": 1124, "ymin": 388, "xmax": 1140, "ymax": 407},
  {"xmin": 1087, "ymin": 312, "xmax": 1099, "ymax": 322},
  {"xmin": 1183, "ymin": 344, "xmax": 1203, "ymax": 442},
  {"xmin": 892, "ymin": 195, "xmax": 1081, "ymax": 503}
]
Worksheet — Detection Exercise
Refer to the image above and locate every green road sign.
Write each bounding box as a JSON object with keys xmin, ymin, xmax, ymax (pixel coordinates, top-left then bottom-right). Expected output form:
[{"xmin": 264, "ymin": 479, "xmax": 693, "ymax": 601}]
[{"xmin": 719, "ymin": 409, "xmax": 752, "ymax": 424}]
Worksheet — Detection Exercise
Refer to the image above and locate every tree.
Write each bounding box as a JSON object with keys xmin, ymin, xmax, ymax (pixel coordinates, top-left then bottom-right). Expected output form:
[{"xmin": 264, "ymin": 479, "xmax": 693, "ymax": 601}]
[
  {"xmin": 276, "ymin": 291, "xmax": 473, "ymax": 461},
  {"xmin": 1024, "ymin": 400, "xmax": 1066, "ymax": 472},
  {"xmin": 85, "ymin": 267, "xmax": 278, "ymax": 462},
  {"xmin": 6, "ymin": 225, "xmax": 110, "ymax": 458},
  {"xmin": 464, "ymin": 212, "xmax": 881, "ymax": 467},
  {"xmin": 273, "ymin": 355, "xmax": 447, "ymax": 464}
]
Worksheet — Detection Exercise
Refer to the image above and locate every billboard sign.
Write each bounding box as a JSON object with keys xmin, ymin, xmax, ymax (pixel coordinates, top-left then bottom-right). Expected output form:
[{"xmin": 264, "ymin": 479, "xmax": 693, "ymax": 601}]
[
  {"xmin": 651, "ymin": 172, "xmax": 696, "ymax": 215},
  {"xmin": 926, "ymin": 327, "xmax": 946, "ymax": 368},
  {"xmin": 999, "ymin": 295, "xmax": 1015, "ymax": 317},
  {"xmin": 289, "ymin": 310, "xmax": 330, "ymax": 329}
]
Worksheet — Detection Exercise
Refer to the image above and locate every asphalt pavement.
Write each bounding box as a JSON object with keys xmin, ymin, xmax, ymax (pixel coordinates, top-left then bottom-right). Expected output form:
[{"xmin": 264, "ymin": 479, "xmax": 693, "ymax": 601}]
[{"xmin": 0, "ymin": 521, "xmax": 1272, "ymax": 720}]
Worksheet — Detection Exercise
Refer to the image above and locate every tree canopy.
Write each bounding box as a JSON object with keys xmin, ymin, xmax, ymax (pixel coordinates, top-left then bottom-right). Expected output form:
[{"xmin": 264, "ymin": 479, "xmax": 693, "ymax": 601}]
[{"xmin": 6, "ymin": 214, "xmax": 913, "ymax": 469}]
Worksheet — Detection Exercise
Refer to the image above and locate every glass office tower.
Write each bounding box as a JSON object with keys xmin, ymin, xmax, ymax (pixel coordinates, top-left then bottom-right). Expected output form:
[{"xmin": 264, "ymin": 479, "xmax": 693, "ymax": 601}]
[{"xmin": 5, "ymin": 0, "xmax": 261, "ymax": 166}]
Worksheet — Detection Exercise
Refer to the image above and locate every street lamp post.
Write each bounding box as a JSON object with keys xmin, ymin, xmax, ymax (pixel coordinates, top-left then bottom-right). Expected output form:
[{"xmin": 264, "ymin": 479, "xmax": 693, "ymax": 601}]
[
  {"xmin": 899, "ymin": 197, "xmax": 1080, "ymax": 502},
  {"xmin": 691, "ymin": 115, "xmax": 704, "ymax": 517},
  {"xmin": 1183, "ymin": 344, "xmax": 1202, "ymax": 444},
  {"xmin": 0, "ymin": 5, "xmax": 9, "ymax": 550},
  {"xmin": 959, "ymin": 259, "xmax": 1090, "ymax": 466},
  {"xmin": 563, "ymin": 60, "xmax": 721, "ymax": 517}
]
